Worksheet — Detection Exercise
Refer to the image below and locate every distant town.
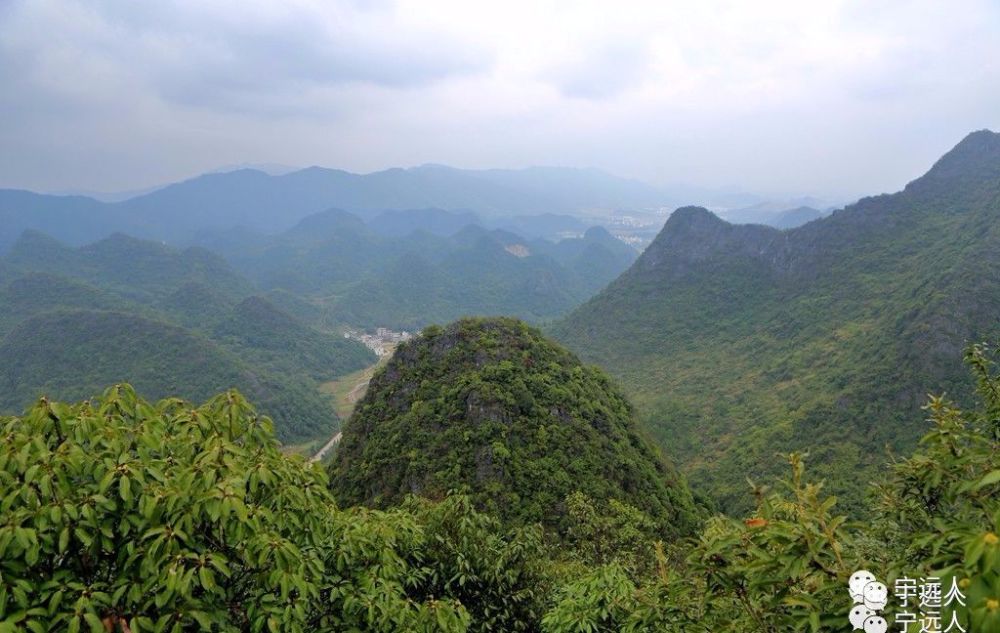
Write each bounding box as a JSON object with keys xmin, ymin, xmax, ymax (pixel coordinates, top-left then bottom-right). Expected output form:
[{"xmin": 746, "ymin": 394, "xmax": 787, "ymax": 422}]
[{"xmin": 344, "ymin": 327, "xmax": 414, "ymax": 357}]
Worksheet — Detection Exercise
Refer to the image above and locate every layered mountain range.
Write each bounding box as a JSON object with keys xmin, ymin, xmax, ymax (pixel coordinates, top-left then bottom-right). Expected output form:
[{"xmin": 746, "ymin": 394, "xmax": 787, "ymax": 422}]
[
  {"xmin": 0, "ymin": 203, "xmax": 638, "ymax": 439},
  {"xmin": 194, "ymin": 208, "xmax": 638, "ymax": 329},
  {"xmin": 0, "ymin": 164, "xmax": 668, "ymax": 250},
  {"xmin": 553, "ymin": 129, "xmax": 1000, "ymax": 512}
]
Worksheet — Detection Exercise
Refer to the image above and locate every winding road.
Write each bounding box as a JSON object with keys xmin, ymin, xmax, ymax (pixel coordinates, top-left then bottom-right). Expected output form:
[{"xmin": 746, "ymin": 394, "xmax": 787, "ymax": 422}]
[{"xmin": 309, "ymin": 431, "xmax": 342, "ymax": 463}]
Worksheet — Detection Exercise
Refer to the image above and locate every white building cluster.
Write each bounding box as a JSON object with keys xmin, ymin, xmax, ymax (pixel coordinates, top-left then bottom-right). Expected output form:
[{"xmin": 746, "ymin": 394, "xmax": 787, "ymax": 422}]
[{"xmin": 344, "ymin": 327, "xmax": 414, "ymax": 357}]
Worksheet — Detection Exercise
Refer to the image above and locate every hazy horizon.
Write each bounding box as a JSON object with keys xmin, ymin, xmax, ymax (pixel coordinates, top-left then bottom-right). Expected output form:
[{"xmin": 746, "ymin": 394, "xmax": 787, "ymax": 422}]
[
  {"xmin": 2, "ymin": 1, "xmax": 998, "ymax": 200},
  {"xmin": 42, "ymin": 161, "xmax": 845, "ymax": 209}
]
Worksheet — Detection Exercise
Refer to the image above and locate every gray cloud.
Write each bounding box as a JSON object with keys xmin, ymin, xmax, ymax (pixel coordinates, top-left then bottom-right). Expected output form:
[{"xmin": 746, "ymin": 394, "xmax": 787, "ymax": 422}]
[
  {"xmin": 1, "ymin": 1, "xmax": 491, "ymax": 115},
  {"xmin": 547, "ymin": 41, "xmax": 651, "ymax": 100},
  {"xmin": 152, "ymin": 12, "xmax": 490, "ymax": 110},
  {"xmin": 0, "ymin": 0, "xmax": 999, "ymax": 198}
]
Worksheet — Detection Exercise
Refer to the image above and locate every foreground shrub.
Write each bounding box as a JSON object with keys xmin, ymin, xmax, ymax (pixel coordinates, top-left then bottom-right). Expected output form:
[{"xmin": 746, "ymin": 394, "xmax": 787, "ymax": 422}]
[
  {"xmin": 543, "ymin": 343, "xmax": 1000, "ymax": 632},
  {"xmin": 0, "ymin": 386, "xmax": 469, "ymax": 632}
]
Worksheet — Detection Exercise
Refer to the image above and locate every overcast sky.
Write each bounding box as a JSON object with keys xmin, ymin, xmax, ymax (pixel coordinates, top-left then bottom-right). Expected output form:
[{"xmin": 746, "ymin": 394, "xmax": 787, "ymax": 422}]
[{"xmin": 1, "ymin": 0, "xmax": 998, "ymax": 199}]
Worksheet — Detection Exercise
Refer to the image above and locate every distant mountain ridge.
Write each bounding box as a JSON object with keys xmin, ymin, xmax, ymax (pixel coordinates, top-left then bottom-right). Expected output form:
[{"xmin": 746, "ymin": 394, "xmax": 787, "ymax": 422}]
[
  {"xmin": 0, "ymin": 164, "xmax": 672, "ymax": 250},
  {"xmin": 717, "ymin": 199, "xmax": 830, "ymax": 229},
  {"xmin": 552, "ymin": 129, "xmax": 1000, "ymax": 512}
]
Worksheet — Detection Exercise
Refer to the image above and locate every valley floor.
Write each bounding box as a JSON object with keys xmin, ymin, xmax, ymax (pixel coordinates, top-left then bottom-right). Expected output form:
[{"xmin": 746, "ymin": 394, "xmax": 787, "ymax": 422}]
[{"xmin": 308, "ymin": 342, "xmax": 399, "ymax": 462}]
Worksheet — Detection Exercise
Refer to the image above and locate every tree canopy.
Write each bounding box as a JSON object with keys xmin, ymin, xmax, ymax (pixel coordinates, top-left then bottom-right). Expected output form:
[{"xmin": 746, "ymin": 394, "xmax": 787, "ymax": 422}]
[{"xmin": 2, "ymin": 343, "xmax": 998, "ymax": 632}]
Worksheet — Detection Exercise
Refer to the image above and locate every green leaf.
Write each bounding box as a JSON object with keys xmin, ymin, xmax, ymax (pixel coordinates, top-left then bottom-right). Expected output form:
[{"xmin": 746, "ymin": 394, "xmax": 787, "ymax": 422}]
[
  {"xmin": 83, "ymin": 613, "xmax": 104, "ymax": 633},
  {"xmin": 119, "ymin": 475, "xmax": 131, "ymax": 502},
  {"xmin": 975, "ymin": 470, "xmax": 1000, "ymax": 490}
]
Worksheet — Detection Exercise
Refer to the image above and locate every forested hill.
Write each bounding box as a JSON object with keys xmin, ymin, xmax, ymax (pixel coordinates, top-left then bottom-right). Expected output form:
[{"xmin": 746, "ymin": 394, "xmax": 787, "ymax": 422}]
[
  {"xmin": 0, "ymin": 233, "xmax": 375, "ymax": 441},
  {"xmin": 329, "ymin": 317, "xmax": 703, "ymax": 534},
  {"xmin": 552, "ymin": 129, "xmax": 1000, "ymax": 513},
  {"xmin": 4, "ymin": 230, "xmax": 254, "ymax": 300},
  {"xmin": 0, "ymin": 310, "xmax": 336, "ymax": 441}
]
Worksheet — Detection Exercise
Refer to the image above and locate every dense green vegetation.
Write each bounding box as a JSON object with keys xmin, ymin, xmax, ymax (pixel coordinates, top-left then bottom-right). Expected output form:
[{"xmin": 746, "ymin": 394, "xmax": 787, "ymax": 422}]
[
  {"xmin": 0, "ymin": 235, "xmax": 374, "ymax": 442},
  {"xmin": 0, "ymin": 310, "xmax": 344, "ymax": 443},
  {"xmin": 543, "ymin": 343, "xmax": 1000, "ymax": 632},
  {"xmin": 2, "ymin": 341, "xmax": 998, "ymax": 631},
  {"xmin": 330, "ymin": 317, "xmax": 703, "ymax": 534},
  {"xmin": 5, "ymin": 128, "xmax": 1000, "ymax": 631},
  {"xmin": 212, "ymin": 297, "xmax": 373, "ymax": 380},
  {"xmin": 4, "ymin": 231, "xmax": 254, "ymax": 302},
  {"xmin": 0, "ymin": 385, "xmax": 526, "ymax": 631},
  {"xmin": 553, "ymin": 129, "xmax": 1000, "ymax": 513},
  {"xmin": 0, "ymin": 273, "xmax": 125, "ymax": 334}
]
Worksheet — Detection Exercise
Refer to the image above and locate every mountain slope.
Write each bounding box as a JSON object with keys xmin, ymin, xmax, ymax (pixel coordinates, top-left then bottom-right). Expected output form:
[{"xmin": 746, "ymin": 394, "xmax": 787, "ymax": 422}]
[
  {"xmin": 552, "ymin": 129, "xmax": 1000, "ymax": 513},
  {"xmin": 0, "ymin": 273, "xmax": 132, "ymax": 337},
  {"xmin": 216, "ymin": 209, "xmax": 385, "ymax": 294},
  {"xmin": 213, "ymin": 296, "xmax": 374, "ymax": 379},
  {"xmin": 366, "ymin": 207, "xmax": 482, "ymax": 237},
  {"xmin": 329, "ymin": 226, "xmax": 635, "ymax": 329},
  {"xmin": 329, "ymin": 318, "xmax": 702, "ymax": 534},
  {"xmin": 719, "ymin": 201, "xmax": 827, "ymax": 228},
  {"xmin": 4, "ymin": 231, "xmax": 254, "ymax": 301},
  {"xmin": 155, "ymin": 281, "xmax": 237, "ymax": 329},
  {"xmin": 0, "ymin": 310, "xmax": 340, "ymax": 442},
  {"xmin": 770, "ymin": 206, "xmax": 823, "ymax": 228},
  {"xmin": 0, "ymin": 191, "xmax": 120, "ymax": 251}
]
